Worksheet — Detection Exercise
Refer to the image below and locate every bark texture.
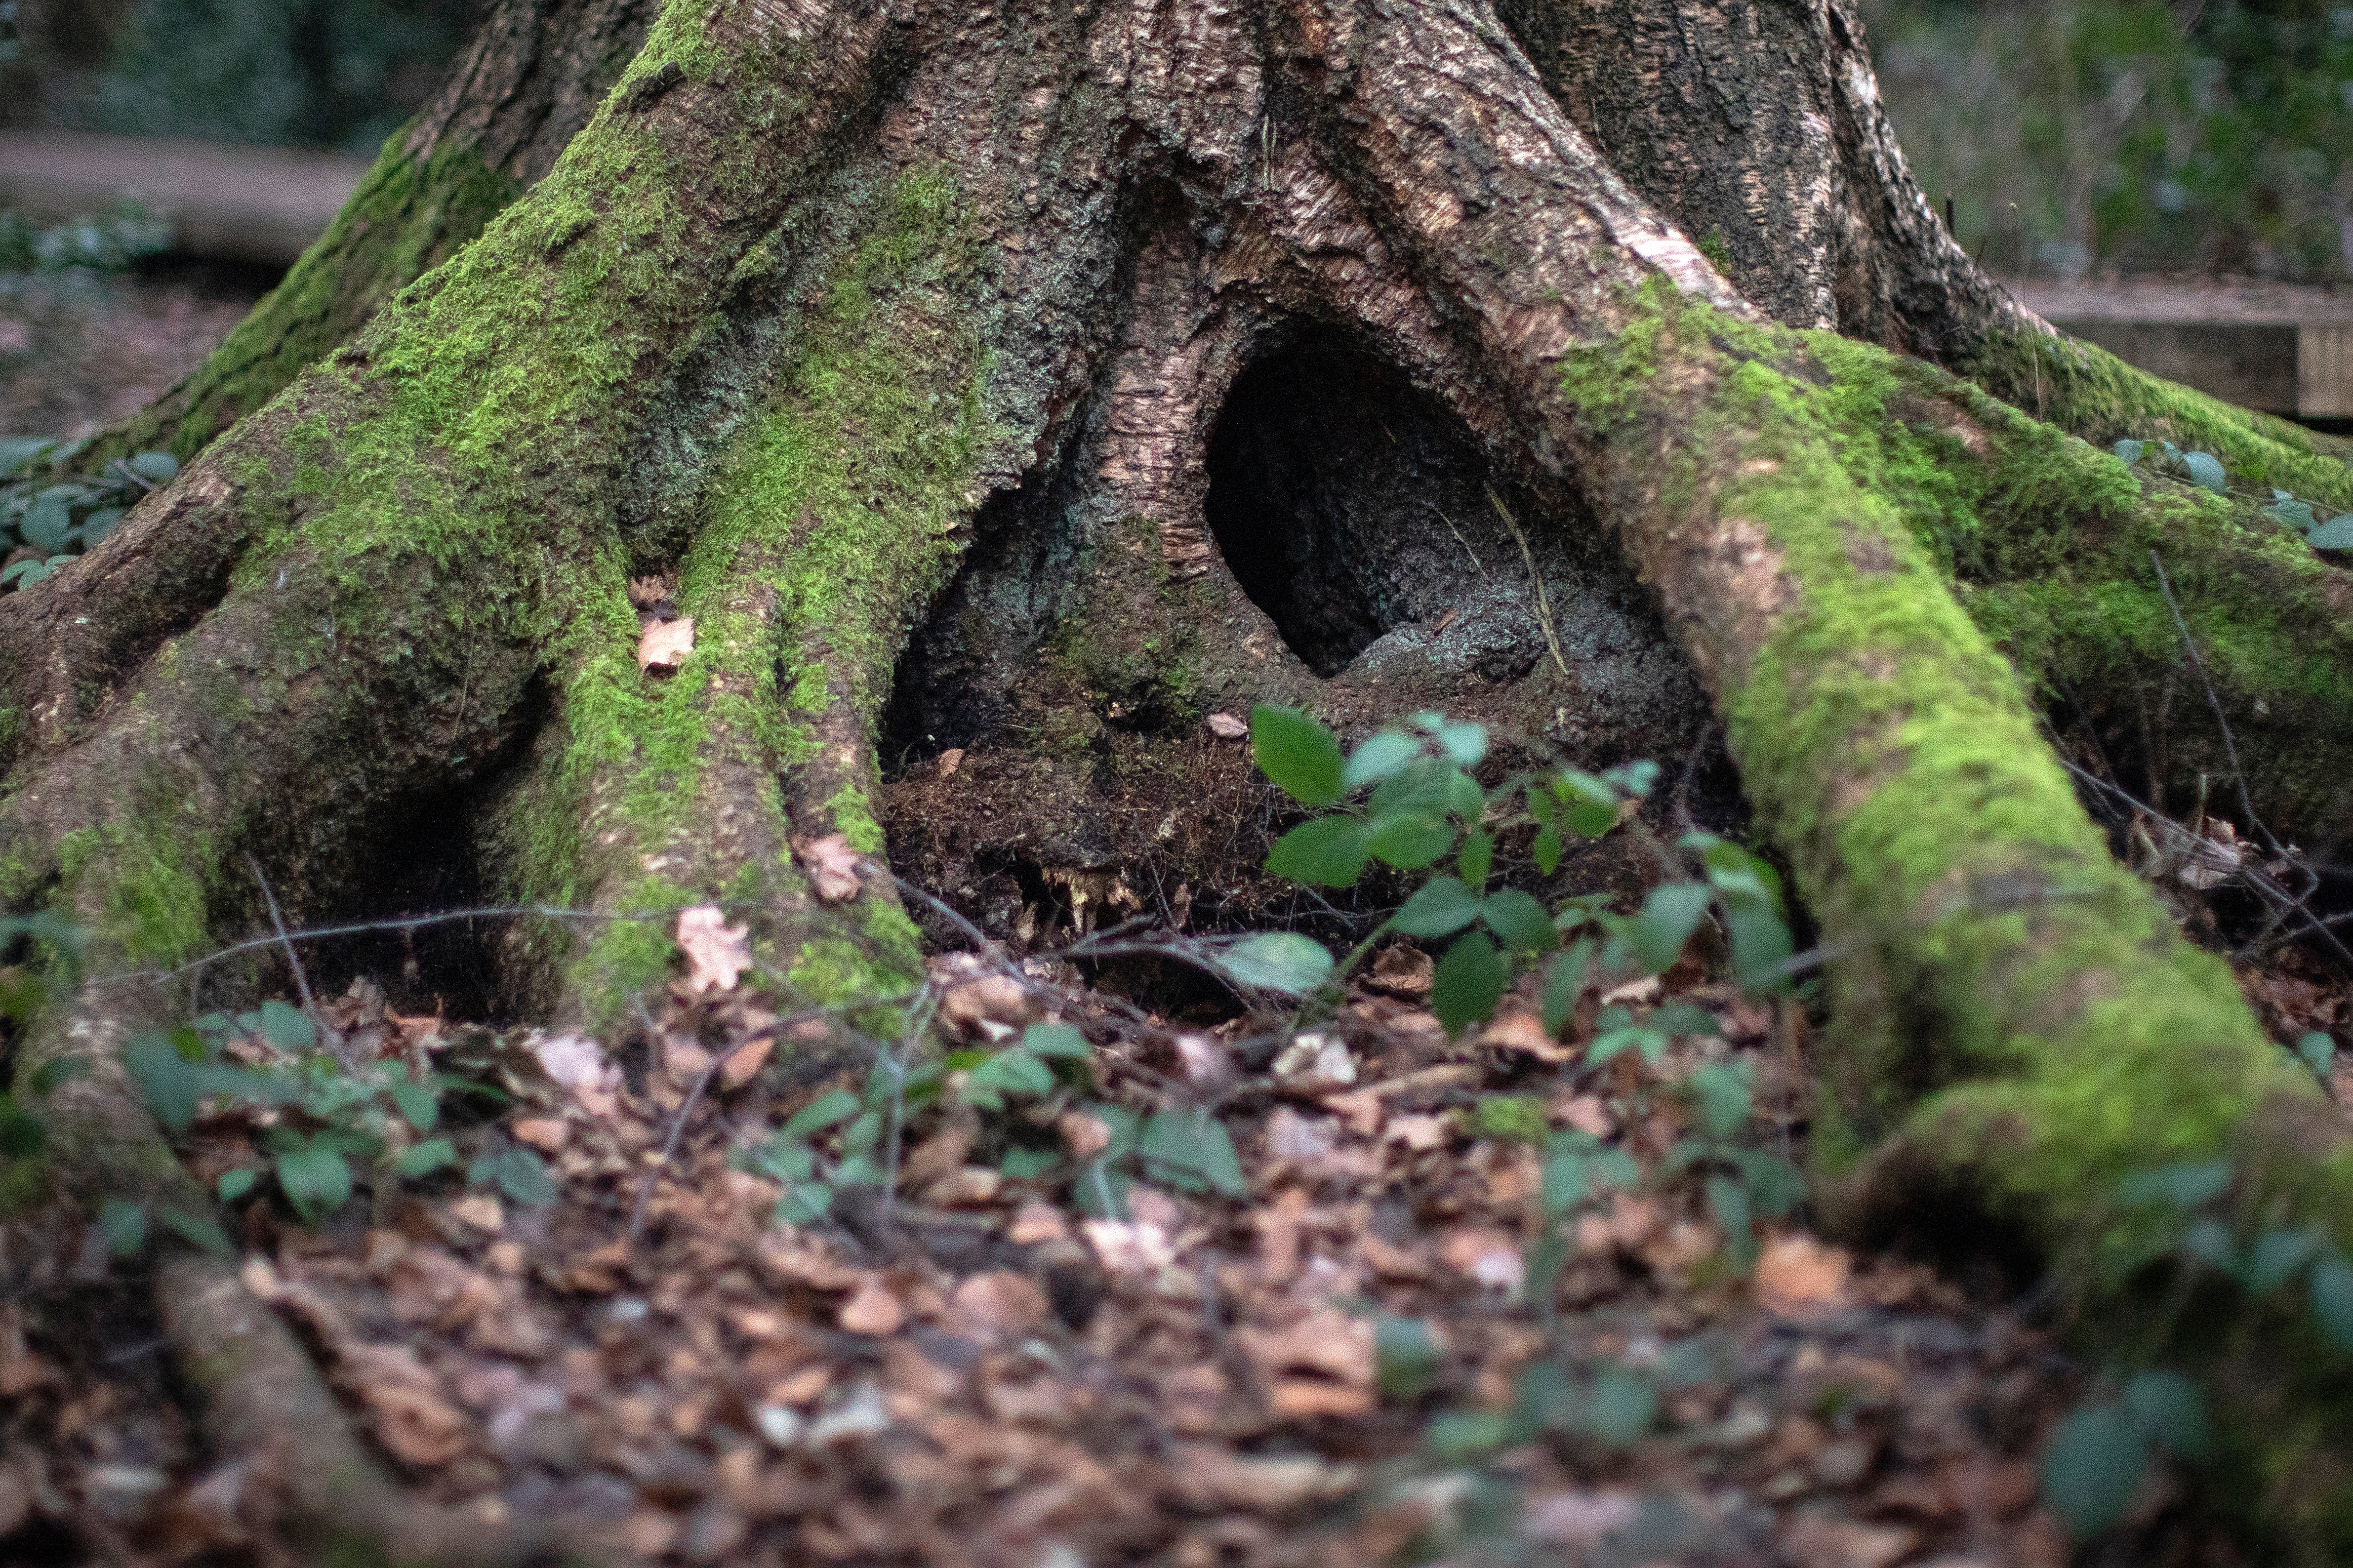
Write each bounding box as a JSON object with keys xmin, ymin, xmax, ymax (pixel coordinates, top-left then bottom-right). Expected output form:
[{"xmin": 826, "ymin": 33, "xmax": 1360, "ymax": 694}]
[{"xmin": 8, "ymin": 0, "xmax": 2353, "ymax": 1556}]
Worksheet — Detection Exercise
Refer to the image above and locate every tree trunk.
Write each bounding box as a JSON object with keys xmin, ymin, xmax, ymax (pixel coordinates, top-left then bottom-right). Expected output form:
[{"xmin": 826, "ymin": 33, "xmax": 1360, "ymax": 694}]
[{"xmin": 11, "ymin": 0, "xmax": 2353, "ymax": 1557}]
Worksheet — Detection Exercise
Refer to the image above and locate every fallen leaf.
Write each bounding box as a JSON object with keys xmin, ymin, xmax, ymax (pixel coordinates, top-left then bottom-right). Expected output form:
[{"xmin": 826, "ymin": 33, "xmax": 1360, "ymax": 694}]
[
  {"xmin": 338, "ymin": 1343, "xmax": 469, "ymax": 1468},
  {"xmin": 719, "ymin": 1035, "xmax": 773, "ymax": 1089},
  {"xmin": 627, "ymin": 575, "xmax": 671, "ymax": 609},
  {"xmin": 1057, "ymin": 1110, "xmax": 1112, "ymax": 1160},
  {"xmin": 1205, "ymin": 712, "xmax": 1249, "ymax": 739},
  {"xmin": 795, "ymin": 834, "xmax": 863, "ymax": 902},
  {"xmin": 1366, "ymin": 943, "xmax": 1434, "ymax": 999},
  {"xmin": 1552, "ymin": 1092, "xmax": 1613, "ymax": 1137},
  {"xmin": 949, "ymin": 1271, "xmax": 1048, "ymax": 1340},
  {"xmin": 1755, "ymin": 1232, "xmax": 1854, "ymax": 1317},
  {"xmin": 636, "ymin": 614, "xmax": 695, "ymax": 673},
  {"xmin": 449, "ymin": 1194, "xmax": 504, "ymax": 1234},
  {"xmin": 1481, "ymin": 1009, "xmax": 1573, "ymax": 1062},
  {"xmin": 1007, "ymin": 1201, "xmax": 1069, "ymax": 1245},
  {"xmin": 838, "ymin": 1278, "xmax": 905, "ymax": 1336},
  {"xmin": 938, "ymin": 974, "xmax": 1030, "ymax": 1038},
  {"xmin": 1438, "ymin": 1227, "xmax": 1526, "ymax": 1298},
  {"xmin": 1383, "ymin": 1113, "xmax": 1451, "ymax": 1152},
  {"xmin": 1599, "ymin": 975, "xmax": 1661, "ymax": 1006},
  {"xmin": 531, "ymin": 1032, "xmax": 604, "ymax": 1090},
  {"xmin": 1781, "ymin": 1515, "xmax": 1918, "ymax": 1568},
  {"xmin": 1170, "ymin": 1446, "xmax": 1358, "ymax": 1514},
  {"xmin": 1082, "ymin": 1218, "xmax": 1178, "ymax": 1274},
  {"xmin": 511, "ymin": 1117, "xmax": 568, "ymax": 1152},
  {"xmin": 676, "ymin": 906, "xmax": 753, "ymax": 993},
  {"xmin": 937, "ymin": 747, "xmax": 965, "ymax": 777}
]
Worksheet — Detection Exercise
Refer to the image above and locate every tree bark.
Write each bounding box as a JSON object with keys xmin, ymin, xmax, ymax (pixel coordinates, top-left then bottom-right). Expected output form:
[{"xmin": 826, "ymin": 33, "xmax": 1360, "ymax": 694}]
[{"xmin": 10, "ymin": 0, "xmax": 2353, "ymax": 1556}]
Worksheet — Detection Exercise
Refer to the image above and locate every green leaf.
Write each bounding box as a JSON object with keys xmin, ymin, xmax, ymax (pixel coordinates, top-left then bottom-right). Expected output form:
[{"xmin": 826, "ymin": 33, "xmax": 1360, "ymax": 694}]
[
  {"xmin": 1138, "ymin": 1109, "xmax": 1246, "ymax": 1197},
  {"xmin": 2248, "ymin": 1225, "xmax": 2320, "ymax": 1296},
  {"xmin": 0, "ymin": 437, "xmax": 57, "ymax": 475},
  {"xmin": 76, "ymin": 507, "xmax": 123, "ymax": 546},
  {"xmin": 1424, "ymin": 1409, "xmax": 1513, "ymax": 1460},
  {"xmin": 217, "ymin": 1166, "xmax": 259, "ymax": 1201},
  {"xmin": 2117, "ymin": 1160, "xmax": 2232, "ymax": 1211},
  {"xmin": 2296, "ymin": 1031, "xmax": 2335, "ymax": 1079},
  {"xmin": 1531, "ymin": 824, "xmax": 1563, "ymax": 875},
  {"xmin": 1479, "ymin": 888, "xmax": 1556, "ymax": 953},
  {"xmin": 1457, "ymin": 829, "xmax": 1494, "ymax": 889},
  {"xmin": 1366, "ymin": 812, "xmax": 1457, "ymax": 870},
  {"xmin": 1251, "ymin": 706, "xmax": 1345, "ymax": 807},
  {"xmin": 840, "ymin": 1108, "xmax": 884, "ymax": 1155},
  {"xmin": 1541, "ymin": 941, "xmax": 1589, "ymax": 1037},
  {"xmin": 1705, "ymin": 1175, "xmax": 1754, "ymax": 1268},
  {"xmin": 1724, "ymin": 902, "xmax": 1794, "ymax": 992},
  {"xmin": 17, "ymin": 497, "xmax": 69, "ymax": 552},
  {"xmin": 967, "ymin": 1047, "xmax": 1057, "ymax": 1101},
  {"xmin": 2311, "ymin": 1253, "xmax": 2353, "ymax": 1351},
  {"xmin": 1375, "ymin": 1316, "xmax": 1444, "ymax": 1401},
  {"xmin": 776, "ymin": 1182, "xmax": 834, "ymax": 1226},
  {"xmin": 2182, "ymin": 450, "xmax": 2228, "ymax": 494},
  {"xmin": 125, "ymin": 450, "xmax": 178, "ymax": 484},
  {"xmin": 1542, "ymin": 1150, "xmax": 1591, "ymax": 1215},
  {"xmin": 1431, "ymin": 931, "xmax": 1508, "ymax": 1035},
  {"xmin": 1392, "ymin": 876, "xmax": 1481, "ymax": 939},
  {"xmin": 1471, "ymin": 1095, "xmax": 1548, "ymax": 1143},
  {"xmin": 2041, "ymin": 1404, "xmax": 2150, "ymax": 1540},
  {"xmin": 389, "ymin": 1079, "xmax": 439, "ymax": 1133},
  {"xmin": 258, "ymin": 999, "xmax": 316, "ymax": 1053},
  {"xmin": 1433, "ymin": 721, "xmax": 1487, "ymax": 767},
  {"xmin": 1686, "ymin": 1061, "xmax": 1752, "ymax": 1140},
  {"xmin": 1553, "ymin": 771, "xmax": 1622, "ymax": 837},
  {"xmin": 276, "ymin": 1142, "xmax": 354, "ymax": 1222},
  {"xmin": 1022, "ymin": 1022, "xmax": 1094, "ymax": 1060},
  {"xmin": 2120, "ymin": 1370, "xmax": 2212, "ymax": 1463},
  {"xmin": 1212, "ymin": 932, "xmax": 1334, "ymax": 996},
  {"xmin": 99, "ymin": 1198, "xmax": 147, "ymax": 1257},
  {"xmin": 1628, "ymin": 882, "xmax": 1712, "ymax": 974},
  {"xmin": 1651, "ymin": 1001, "xmax": 1720, "ymax": 1038},
  {"xmin": 1343, "ymin": 730, "xmax": 1421, "ymax": 788},
  {"xmin": 0, "ymin": 1096, "xmax": 43, "ymax": 1159},
  {"xmin": 394, "ymin": 1138, "xmax": 457, "ymax": 1178},
  {"xmin": 785, "ymin": 1089, "xmax": 862, "ymax": 1138},
  {"xmin": 1265, "ymin": 816, "xmax": 1372, "ymax": 886},
  {"xmin": 485, "ymin": 1146, "xmax": 559, "ymax": 1207},
  {"xmin": 1582, "ymin": 1367, "xmax": 1657, "ymax": 1449},
  {"xmin": 2308, "ymin": 514, "xmax": 2353, "ymax": 551},
  {"xmin": 2263, "ymin": 495, "xmax": 2319, "ymax": 532},
  {"xmin": 999, "ymin": 1146, "xmax": 1062, "ymax": 1180},
  {"xmin": 2112, "ymin": 439, "xmax": 2146, "ymax": 464},
  {"xmin": 123, "ymin": 1031, "xmax": 201, "ymax": 1134},
  {"xmin": 153, "ymin": 1206, "xmax": 231, "ymax": 1257}
]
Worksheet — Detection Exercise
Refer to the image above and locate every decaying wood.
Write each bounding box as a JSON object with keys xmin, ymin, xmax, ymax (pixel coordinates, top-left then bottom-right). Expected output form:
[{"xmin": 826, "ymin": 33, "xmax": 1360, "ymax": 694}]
[{"xmin": 8, "ymin": 0, "xmax": 2353, "ymax": 1557}]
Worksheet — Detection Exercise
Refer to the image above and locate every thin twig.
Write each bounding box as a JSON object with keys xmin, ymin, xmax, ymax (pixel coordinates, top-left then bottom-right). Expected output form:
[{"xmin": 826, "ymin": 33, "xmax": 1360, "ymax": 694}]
[
  {"xmin": 244, "ymin": 850, "xmax": 346, "ymax": 1066},
  {"xmin": 1487, "ymin": 485, "xmax": 1573, "ymax": 682},
  {"xmin": 2149, "ymin": 550, "xmax": 2285, "ymax": 859}
]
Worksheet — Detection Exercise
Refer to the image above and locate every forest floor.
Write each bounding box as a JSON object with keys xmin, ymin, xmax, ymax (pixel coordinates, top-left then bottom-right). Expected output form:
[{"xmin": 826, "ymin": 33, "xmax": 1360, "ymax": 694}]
[{"xmin": 3, "ymin": 285, "xmax": 2350, "ymax": 1568}]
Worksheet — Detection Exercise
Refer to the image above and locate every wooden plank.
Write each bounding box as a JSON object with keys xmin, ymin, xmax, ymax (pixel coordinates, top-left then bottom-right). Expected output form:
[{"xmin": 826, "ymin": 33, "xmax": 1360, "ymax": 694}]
[
  {"xmin": 0, "ymin": 131, "xmax": 368, "ymax": 268},
  {"xmin": 2011, "ymin": 277, "xmax": 2353, "ymax": 423}
]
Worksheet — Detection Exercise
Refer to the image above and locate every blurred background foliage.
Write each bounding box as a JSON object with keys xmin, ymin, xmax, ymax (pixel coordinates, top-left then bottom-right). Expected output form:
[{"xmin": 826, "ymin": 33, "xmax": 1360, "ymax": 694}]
[
  {"xmin": 0, "ymin": 0, "xmax": 480, "ymax": 156},
  {"xmin": 1863, "ymin": 0, "xmax": 2353, "ymax": 282},
  {"xmin": 0, "ymin": 0, "xmax": 2347, "ymax": 281}
]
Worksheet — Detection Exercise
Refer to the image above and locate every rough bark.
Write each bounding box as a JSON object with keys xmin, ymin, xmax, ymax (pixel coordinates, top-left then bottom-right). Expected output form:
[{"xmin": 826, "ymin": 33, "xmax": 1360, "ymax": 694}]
[{"xmin": 8, "ymin": 0, "xmax": 2353, "ymax": 1556}]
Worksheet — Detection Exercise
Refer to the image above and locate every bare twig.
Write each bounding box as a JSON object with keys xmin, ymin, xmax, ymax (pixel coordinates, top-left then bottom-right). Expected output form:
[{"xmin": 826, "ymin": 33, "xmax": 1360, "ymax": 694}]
[
  {"xmin": 2149, "ymin": 550, "xmax": 2286, "ymax": 859},
  {"xmin": 1487, "ymin": 484, "xmax": 1573, "ymax": 682},
  {"xmin": 243, "ymin": 850, "xmax": 348, "ymax": 1067}
]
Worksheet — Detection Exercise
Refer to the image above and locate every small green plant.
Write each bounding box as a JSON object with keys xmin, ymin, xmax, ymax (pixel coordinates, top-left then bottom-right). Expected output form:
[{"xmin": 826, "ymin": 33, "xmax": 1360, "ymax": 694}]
[
  {"xmin": 120, "ymin": 1001, "xmax": 530, "ymax": 1235},
  {"xmin": 0, "ymin": 440, "xmax": 178, "ymax": 588},
  {"xmin": 1248, "ymin": 704, "xmax": 1794, "ymax": 1032},
  {"xmin": 0, "ymin": 200, "xmax": 173, "ymax": 278},
  {"xmin": 2115, "ymin": 437, "xmax": 2353, "ymax": 552},
  {"xmin": 1664, "ymin": 1059, "xmax": 1806, "ymax": 1270},
  {"xmin": 2037, "ymin": 1157, "xmax": 2353, "ymax": 1539}
]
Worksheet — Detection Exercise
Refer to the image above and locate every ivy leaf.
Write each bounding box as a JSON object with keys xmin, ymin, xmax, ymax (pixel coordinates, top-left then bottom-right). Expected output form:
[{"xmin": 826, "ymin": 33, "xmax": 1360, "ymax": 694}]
[
  {"xmin": 2041, "ymin": 1404, "xmax": 2150, "ymax": 1540},
  {"xmin": 1392, "ymin": 876, "xmax": 1482, "ymax": 939},
  {"xmin": 2307, "ymin": 515, "xmax": 2353, "ymax": 551},
  {"xmin": 394, "ymin": 1138, "xmax": 457, "ymax": 1178},
  {"xmin": 785, "ymin": 1089, "xmax": 862, "ymax": 1138},
  {"xmin": 1265, "ymin": 816, "xmax": 1372, "ymax": 887},
  {"xmin": 1431, "ymin": 930, "xmax": 1508, "ymax": 1034},
  {"xmin": 1212, "ymin": 932, "xmax": 1334, "ymax": 997},
  {"xmin": 125, "ymin": 450, "xmax": 178, "ymax": 484},
  {"xmin": 98, "ymin": 1198, "xmax": 147, "ymax": 1258},
  {"xmin": 2120, "ymin": 1369, "xmax": 2212, "ymax": 1463},
  {"xmin": 2112, "ymin": 439, "xmax": 2146, "ymax": 464},
  {"xmin": 257, "ymin": 999, "xmax": 316, "ymax": 1053},
  {"xmin": 1479, "ymin": 888, "xmax": 1557, "ymax": 954},
  {"xmin": 1686, "ymin": 1061, "xmax": 1752, "ymax": 1140},
  {"xmin": 217, "ymin": 1166, "xmax": 259, "ymax": 1201},
  {"xmin": 1138, "ymin": 1109, "xmax": 1246, "ymax": 1197},
  {"xmin": 1021, "ymin": 1022, "xmax": 1093, "ymax": 1060},
  {"xmin": 123, "ymin": 1031, "xmax": 201, "ymax": 1134},
  {"xmin": 1582, "ymin": 1368, "xmax": 1657, "ymax": 1449},
  {"xmin": 1343, "ymin": 730, "xmax": 1421, "ymax": 788},
  {"xmin": 2181, "ymin": 451, "xmax": 2228, "ymax": 494},
  {"xmin": 390, "ymin": 1079, "xmax": 439, "ymax": 1133},
  {"xmin": 2310, "ymin": 1253, "xmax": 2353, "ymax": 1351},
  {"xmin": 1628, "ymin": 882, "xmax": 1712, "ymax": 975},
  {"xmin": 276, "ymin": 1141, "xmax": 354, "ymax": 1222},
  {"xmin": 1251, "ymin": 706, "xmax": 1345, "ymax": 807},
  {"xmin": 1375, "ymin": 1316, "xmax": 1444, "ymax": 1401},
  {"xmin": 968, "ymin": 1047, "xmax": 1057, "ymax": 1101},
  {"xmin": 1367, "ymin": 812, "xmax": 1457, "ymax": 870}
]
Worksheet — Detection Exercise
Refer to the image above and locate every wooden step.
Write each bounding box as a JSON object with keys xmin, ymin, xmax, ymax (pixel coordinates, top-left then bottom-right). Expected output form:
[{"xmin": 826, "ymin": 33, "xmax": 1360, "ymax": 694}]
[
  {"xmin": 0, "ymin": 130, "xmax": 369, "ymax": 268},
  {"xmin": 2010, "ymin": 277, "xmax": 2353, "ymax": 422}
]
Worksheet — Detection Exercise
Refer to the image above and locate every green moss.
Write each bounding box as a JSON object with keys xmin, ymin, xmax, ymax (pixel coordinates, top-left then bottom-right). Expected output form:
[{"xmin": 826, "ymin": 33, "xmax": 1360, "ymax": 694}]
[
  {"xmin": 54, "ymin": 813, "xmax": 213, "ymax": 965},
  {"xmin": 1967, "ymin": 328, "xmax": 2353, "ymax": 513},
  {"xmin": 91, "ymin": 133, "xmax": 523, "ymax": 468}
]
